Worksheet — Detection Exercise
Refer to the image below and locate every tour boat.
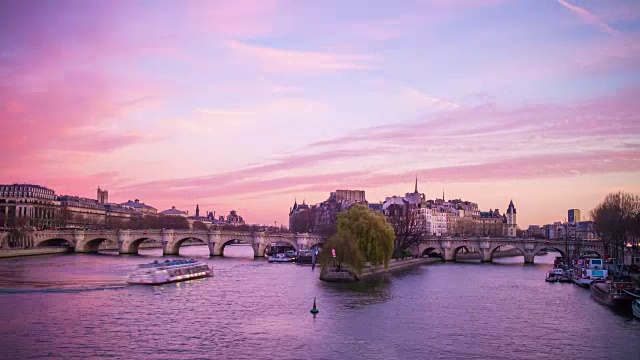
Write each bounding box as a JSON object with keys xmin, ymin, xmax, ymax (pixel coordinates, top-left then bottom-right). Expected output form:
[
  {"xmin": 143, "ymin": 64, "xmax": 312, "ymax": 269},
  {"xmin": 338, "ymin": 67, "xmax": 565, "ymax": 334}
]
[
  {"xmin": 632, "ymin": 300, "xmax": 640, "ymax": 319},
  {"xmin": 590, "ymin": 280, "xmax": 636, "ymax": 310},
  {"xmin": 295, "ymin": 250, "xmax": 313, "ymax": 265},
  {"xmin": 545, "ymin": 268, "xmax": 570, "ymax": 283},
  {"xmin": 571, "ymin": 258, "xmax": 608, "ymax": 287},
  {"xmin": 127, "ymin": 259, "xmax": 212, "ymax": 285},
  {"xmin": 268, "ymin": 253, "xmax": 296, "ymax": 263}
]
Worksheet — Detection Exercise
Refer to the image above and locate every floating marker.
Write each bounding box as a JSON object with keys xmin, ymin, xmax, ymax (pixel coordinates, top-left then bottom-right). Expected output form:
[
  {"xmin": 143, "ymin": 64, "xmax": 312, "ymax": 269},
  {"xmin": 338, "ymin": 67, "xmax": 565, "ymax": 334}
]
[{"xmin": 310, "ymin": 297, "xmax": 319, "ymax": 314}]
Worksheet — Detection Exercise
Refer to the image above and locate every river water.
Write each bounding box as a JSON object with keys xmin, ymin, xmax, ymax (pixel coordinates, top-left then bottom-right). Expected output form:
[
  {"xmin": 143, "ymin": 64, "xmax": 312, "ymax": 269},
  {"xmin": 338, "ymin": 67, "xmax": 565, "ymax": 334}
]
[{"xmin": 0, "ymin": 246, "xmax": 638, "ymax": 360}]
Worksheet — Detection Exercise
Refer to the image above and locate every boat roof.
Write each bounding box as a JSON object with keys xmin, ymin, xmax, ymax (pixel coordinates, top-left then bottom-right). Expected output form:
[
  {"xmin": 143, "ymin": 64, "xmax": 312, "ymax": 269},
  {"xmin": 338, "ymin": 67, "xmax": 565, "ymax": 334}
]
[{"xmin": 138, "ymin": 259, "xmax": 203, "ymax": 268}]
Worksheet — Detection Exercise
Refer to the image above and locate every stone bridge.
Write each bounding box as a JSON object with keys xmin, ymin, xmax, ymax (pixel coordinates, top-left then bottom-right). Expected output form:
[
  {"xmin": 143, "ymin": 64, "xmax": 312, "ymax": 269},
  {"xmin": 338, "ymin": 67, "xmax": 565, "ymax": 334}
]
[
  {"xmin": 415, "ymin": 236, "xmax": 605, "ymax": 264},
  {"xmin": 29, "ymin": 229, "xmax": 325, "ymax": 257}
]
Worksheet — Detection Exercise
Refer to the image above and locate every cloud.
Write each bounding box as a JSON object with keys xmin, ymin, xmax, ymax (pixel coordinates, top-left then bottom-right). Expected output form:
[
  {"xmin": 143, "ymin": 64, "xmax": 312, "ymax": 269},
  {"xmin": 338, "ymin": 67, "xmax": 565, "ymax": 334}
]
[
  {"xmin": 226, "ymin": 40, "xmax": 379, "ymax": 72},
  {"xmin": 107, "ymin": 85, "xmax": 640, "ymax": 213},
  {"xmin": 402, "ymin": 86, "xmax": 460, "ymax": 110},
  {"xmin": 557, "ymin": 0, "xmax": 618, "ymax": 35},
  {"xmin": 188, "ymin": 0, "xmax": 284, "ymax": 38}
]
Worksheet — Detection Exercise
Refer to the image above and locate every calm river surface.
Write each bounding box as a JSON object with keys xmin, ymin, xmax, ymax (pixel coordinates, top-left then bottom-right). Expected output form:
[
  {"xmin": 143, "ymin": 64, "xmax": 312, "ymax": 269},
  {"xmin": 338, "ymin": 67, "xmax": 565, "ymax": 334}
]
[{"xmin": 0, "ymin": 246, "xmax": 638, "ymax": 360}]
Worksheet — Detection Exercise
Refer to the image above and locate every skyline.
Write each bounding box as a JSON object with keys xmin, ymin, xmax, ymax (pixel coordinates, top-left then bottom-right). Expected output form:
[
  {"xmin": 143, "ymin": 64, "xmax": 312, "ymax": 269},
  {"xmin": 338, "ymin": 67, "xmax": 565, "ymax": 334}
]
[{"xmin": 2, "ymin": 0, "xmax": 639, "ymax": 228}]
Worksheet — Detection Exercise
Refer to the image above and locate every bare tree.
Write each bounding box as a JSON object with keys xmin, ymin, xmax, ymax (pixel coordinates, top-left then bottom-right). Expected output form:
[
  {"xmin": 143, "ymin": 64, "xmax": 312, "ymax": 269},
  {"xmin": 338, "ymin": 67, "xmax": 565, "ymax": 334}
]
[
  {"xmin": 192, "ymin": 221, "xmax": 209, "ymax": 230},
  {"xmin": 290, "ymin": 207, "xmax": 316, "ymax": 233},
  {"xmin": 58, "ymin": 208, "xmax": 73, "ymax": 227},
  {"xmin": 590, "ymin": 191, "xmax": 640, "ymax": 260},
  {"xmin": 385, "ymin": 201, "xmax": 425, "ymax": 259},
  {"xmin": 452, "ymin": 217, "xmax": 480, "ymax": 236}
]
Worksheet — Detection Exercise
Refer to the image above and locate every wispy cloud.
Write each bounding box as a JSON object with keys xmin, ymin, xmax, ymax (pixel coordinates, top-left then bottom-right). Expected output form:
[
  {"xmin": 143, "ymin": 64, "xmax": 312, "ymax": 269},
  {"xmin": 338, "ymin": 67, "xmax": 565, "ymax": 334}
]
[
  {"xmin": 226, "ymin": 40, "xmax": 379, "ymax": 72},
  {"xmin": 110, "ymin": 86, "xmax": 640, "ymax": 211},
  {"xmin": 557, "ymin": 0, "xmax": 618, "ymax": 35},
  {"xmin": 402, "ymin": 86, "xmax": 460, "ymax": 111}
]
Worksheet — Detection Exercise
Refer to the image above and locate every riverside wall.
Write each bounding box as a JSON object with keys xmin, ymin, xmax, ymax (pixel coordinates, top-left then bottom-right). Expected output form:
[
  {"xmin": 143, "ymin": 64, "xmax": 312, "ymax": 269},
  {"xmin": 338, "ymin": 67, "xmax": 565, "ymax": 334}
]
[
  {"xmin": 320, "ymin": 257, "xmax": 442, "ymax": 282},
  {"xmin": 0, "ymin": 242, "xmax": 207, "ymax": 259},
  {"xmin": 455, "ymin": 247, "xmax": 536, "ymax": 260}
]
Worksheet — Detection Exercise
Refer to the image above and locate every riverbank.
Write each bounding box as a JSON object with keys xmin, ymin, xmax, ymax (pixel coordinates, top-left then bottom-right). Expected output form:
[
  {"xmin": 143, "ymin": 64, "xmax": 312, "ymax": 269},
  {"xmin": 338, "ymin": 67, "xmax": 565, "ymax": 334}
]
[
  {"xmin": 456, "ymin": 248, "xmax": 530, "ymax": 260},
  {"xmin": 0, "ymin": 247, "xmax": 73, "ymax": 258},
  {"xmin": 0, "ymin": 243, "xmax": 207, "ymax": 259},
  {"xmin": 320, "ymin": 257, "xmax": 442, "ymax": 282}
]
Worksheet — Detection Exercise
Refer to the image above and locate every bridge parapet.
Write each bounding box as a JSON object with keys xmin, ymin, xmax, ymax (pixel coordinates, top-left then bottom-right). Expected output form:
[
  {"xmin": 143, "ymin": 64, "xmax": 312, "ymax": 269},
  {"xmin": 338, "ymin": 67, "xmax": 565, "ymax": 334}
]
[
  {"xmin": 23, "ymin": 229, "xmax": 328, "ymax": 257},
  {"xmin": 415, "ymin": 235, "xmax": 604, "ymax": 264}
]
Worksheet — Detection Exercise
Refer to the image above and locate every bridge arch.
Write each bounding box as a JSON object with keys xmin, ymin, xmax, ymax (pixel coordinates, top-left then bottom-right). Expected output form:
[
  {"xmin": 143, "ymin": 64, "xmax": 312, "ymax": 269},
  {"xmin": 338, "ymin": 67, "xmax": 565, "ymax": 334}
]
[
  {"xmin": 164, "ymin": 236, "xmax": 208, "ymax": 256},
  {"xmin": 37, "ymin": 238, "xmax": 73, "ymax": 248},
  {"xmin": 488, "ymin": 244, "xmax": 527, "ymax": 263},
  {"xmin": 537, "ymin": 247, "xmax": 566, "ymax": 258},
  {"xmin": 451, "ymin": 245, "xmax": 480, "ymax": 261},
  {"xmin": 264, "ymin": 241, "xmax": 297, "ymax": 257},
  {"xmin": 581, "ymin": 249, "xmax": 602, "ymax": 258},
  {"xmin": 421, "ymin": 247, "xmax": 442, "ymax": 258},
  {"xmin": 218, "ymin": 238, "xmax": 254, "ymax": 257},
  {"xmin": 76, "ymin": 237, "xmax": 112, "ymax": 253},
  {"xmin": 120, "ymin": 237, "xmax": 162, "ymax": 255}
]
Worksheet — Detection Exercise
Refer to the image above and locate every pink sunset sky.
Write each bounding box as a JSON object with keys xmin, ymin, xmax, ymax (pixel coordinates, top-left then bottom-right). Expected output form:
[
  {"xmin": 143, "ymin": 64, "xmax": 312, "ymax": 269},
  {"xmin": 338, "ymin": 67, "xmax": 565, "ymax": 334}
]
[{"xmin": 1, "ymin": 0, "xmax": 639, "ymax": 228}]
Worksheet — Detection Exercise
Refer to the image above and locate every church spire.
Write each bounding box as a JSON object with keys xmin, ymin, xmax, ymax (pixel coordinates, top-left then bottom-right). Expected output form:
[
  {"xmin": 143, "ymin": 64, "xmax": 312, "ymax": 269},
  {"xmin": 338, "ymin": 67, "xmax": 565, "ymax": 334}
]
[
  {"xmin": 414, "ymin": 176, "xmax": 418, "ymax": 193},
  {"xmin": 442, "ymin": 190, "xmax": 445, "ymax": 201}
]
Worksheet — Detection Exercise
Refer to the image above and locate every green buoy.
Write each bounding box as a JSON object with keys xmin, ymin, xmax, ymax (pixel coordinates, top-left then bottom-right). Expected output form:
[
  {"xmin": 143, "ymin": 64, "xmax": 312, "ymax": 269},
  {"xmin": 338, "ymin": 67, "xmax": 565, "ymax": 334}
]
[{"xmin": 310, "ymin": 297, "xmax": 319, "ymax": 314}]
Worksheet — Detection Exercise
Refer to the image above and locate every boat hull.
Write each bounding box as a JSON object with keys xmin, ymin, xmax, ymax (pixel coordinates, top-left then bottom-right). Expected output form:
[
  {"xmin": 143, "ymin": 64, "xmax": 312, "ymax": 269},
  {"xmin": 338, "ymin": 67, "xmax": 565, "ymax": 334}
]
[
  {"xmin": 573, "ymin": 277, "xmax": 593, "ymax": 288},
  {"xmin": 590, "ymin": 282, "xmax": 635, "ymax": 309},
  {"xmin": 633, "ymin": 300, "xmax": 640, "ymax": 319},
  {"xmin": 128, "ymin": 270, "xmax": 212, "ymax": 285}
]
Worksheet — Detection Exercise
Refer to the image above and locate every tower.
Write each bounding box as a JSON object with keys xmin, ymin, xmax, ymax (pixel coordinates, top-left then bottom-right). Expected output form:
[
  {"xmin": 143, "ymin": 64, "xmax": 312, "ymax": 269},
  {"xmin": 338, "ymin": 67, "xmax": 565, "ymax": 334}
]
[
  {"xmin": 505, "ymin": 200, "xmax": 517, "ymax": 237},
  {"xmin": 97, "ymin": 186, "xmax": 108, "ymax": 204},
  {"xmin": 195, "ymin": 204, "xmax": 200, "ymax": 217},
  {"xmin": 414, "ymin": 176, "xmax": 418, "ymax": 194}
]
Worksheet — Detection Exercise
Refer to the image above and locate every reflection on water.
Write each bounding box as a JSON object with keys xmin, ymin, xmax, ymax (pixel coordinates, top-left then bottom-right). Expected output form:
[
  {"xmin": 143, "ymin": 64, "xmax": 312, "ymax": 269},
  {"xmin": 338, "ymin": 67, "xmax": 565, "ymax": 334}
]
[{"xmin": 0, "ymin": 251, "xmax": 638, "ymax": 360}]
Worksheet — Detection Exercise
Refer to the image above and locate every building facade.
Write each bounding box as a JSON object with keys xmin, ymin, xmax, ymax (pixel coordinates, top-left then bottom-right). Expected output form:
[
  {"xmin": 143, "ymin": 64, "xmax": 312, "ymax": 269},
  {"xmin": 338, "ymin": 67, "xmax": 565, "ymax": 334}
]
[
  {"xmin": 160, "ymin": 206, "xmax": 188, "ymax": 217},
  {"xmin": 479, "ymin": 209, "xmax": 503, "ymax": 236},
  {"xmin": 289, "ymin": 190, "xmax": 368, "ymax": 233},
  {"xmin": 568, "ymin": 209, "xmax": 581, "ymax": 223},
  {"xmin": 0, "ymin": 184, "xmax": 58, "ymax": 228}
]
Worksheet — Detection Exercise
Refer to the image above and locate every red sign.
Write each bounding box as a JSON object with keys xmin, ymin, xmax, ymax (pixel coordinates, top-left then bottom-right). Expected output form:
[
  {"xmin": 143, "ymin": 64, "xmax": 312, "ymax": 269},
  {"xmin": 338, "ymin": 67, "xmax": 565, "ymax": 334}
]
[{"xmin": 332, "ymin": 248, "xmax": 336, "ymax": 258}]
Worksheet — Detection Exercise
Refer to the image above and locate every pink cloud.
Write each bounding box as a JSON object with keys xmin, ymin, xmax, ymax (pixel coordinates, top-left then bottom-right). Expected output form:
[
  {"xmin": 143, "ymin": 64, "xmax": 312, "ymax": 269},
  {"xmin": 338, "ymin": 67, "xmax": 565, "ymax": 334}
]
[
  {"xmin": 226, "ymin": 40, "xmax": 379, "ymax": 72},
  {"xmin": 188, "ymin": 0, "xmax": 285, "ymax": 38},
  {"xmin": 557, "ymin": 0, "xmax": 618, "ymax": 35},
  {"xmin": 99, "ymin": 85, "xmax": 640, "ymax": 217}
]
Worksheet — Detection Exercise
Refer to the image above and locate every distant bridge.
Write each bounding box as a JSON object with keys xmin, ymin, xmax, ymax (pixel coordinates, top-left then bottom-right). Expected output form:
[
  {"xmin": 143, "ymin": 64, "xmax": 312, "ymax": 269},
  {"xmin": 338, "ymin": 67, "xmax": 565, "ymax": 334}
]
[
  {"xmin": 415, "ymin": 236, "xmax": 604, "ymax": 264},
  {"xmin": 22, "ymin": 229, "xmax": 324, "ymax": 257}
]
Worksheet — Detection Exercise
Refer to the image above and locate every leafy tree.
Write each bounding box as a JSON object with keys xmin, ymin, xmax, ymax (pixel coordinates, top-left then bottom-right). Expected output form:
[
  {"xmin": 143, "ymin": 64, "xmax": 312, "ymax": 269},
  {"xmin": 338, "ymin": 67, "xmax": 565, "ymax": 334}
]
[
  {"xmin": 320, "ymin": 204, "xmax": 394, "ymax": 273},
  {"xmin": 319, "ymin": 231, "xmax": 365, "ymax": 275}
]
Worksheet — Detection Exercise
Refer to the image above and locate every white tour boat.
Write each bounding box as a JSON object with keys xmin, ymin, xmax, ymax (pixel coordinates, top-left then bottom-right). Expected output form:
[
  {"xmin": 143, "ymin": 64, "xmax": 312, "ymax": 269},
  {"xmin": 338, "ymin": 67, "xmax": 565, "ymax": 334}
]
[
  {"xmin": 268, "ymin": 253, "xmax": 296, "ymax": 263},
  {"xmin": 571, "ymin": 257, "xmax": 608, "ymax": 287},
  {"xmin": 127, "ymin": 259, "xmax": 212, "ymax": 285}
]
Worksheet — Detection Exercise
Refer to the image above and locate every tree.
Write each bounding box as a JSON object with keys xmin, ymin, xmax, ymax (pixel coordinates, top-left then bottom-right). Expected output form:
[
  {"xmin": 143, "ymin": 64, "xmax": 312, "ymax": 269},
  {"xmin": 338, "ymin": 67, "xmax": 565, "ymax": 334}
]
[
  {"xmin": 192, "ymin": 221, "xmax": 209, "ymax": 230},
  {"xmin": 319, "ymin": 231, "xmax": 365, "ymax": 274},
  {"xmin": 385, "ymin": 201, "xmax": 425, "ymax": 258},
  {"xmin": 319, "ymin": 204, "xmax": 394, "ymax": 272},
  {"xmin": 290, "ymin": 207, "xmax": 316, "ymax": 233},
  {"xmin": 58, "ymin": 208, "xmax": 74, "ymax": 227},
  {"xmin": 451, "ymin": 217, "xmax": 480, "ymax": 237},
  {"xmin": 590, "ymin": 191, "xmax": 640, "ymax": 260}
]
